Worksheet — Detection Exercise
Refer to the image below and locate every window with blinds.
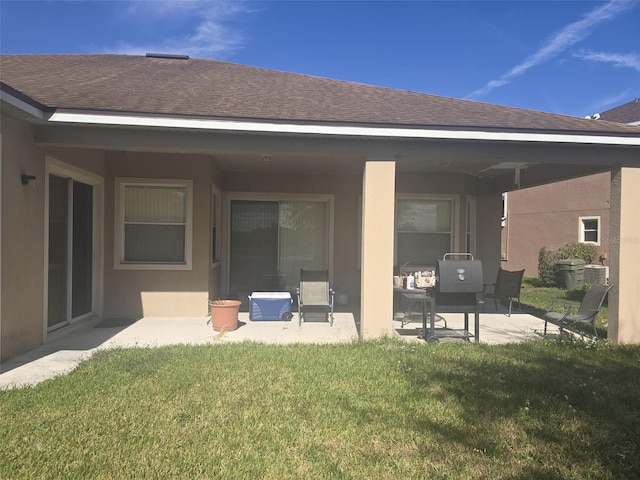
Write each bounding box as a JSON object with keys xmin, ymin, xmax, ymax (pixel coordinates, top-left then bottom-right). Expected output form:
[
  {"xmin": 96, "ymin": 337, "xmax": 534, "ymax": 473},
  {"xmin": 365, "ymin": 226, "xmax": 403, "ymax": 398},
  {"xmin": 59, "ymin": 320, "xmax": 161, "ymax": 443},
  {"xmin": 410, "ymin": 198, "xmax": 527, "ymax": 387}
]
[
  {"xmin": 396, "ymin": 198, "xmax": 454, "ymax": 265},
  {"xmin": 115, "ymin": 179, "xmax": 193, "ymax": 269}
]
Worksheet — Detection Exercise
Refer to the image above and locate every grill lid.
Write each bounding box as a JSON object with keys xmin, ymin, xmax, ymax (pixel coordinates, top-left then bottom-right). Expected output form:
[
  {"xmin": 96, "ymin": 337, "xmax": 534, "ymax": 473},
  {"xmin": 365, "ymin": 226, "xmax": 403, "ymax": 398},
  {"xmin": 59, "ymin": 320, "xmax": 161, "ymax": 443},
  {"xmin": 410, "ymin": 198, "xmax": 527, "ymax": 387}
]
[{"xmin": 436, "ymin": 259, "xmax": 484, "ymax": 294}]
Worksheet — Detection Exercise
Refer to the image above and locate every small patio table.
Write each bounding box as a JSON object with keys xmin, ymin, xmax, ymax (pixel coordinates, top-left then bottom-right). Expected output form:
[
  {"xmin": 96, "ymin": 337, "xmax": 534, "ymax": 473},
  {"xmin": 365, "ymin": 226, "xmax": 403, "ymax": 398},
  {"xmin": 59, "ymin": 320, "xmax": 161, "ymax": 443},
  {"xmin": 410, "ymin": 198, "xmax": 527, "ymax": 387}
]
[{"xmin": 394, "ymin": 287, "xmax": 430, "ymax": 326}]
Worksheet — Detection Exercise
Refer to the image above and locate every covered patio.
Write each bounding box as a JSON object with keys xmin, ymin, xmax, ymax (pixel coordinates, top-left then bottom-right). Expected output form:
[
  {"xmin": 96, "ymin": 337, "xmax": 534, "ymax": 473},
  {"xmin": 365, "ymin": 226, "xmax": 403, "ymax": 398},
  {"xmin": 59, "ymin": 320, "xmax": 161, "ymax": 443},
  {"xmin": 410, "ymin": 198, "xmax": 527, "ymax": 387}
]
[{"xmin": 1, "ymin": 54, "xmax": 639, "ymax": 364}]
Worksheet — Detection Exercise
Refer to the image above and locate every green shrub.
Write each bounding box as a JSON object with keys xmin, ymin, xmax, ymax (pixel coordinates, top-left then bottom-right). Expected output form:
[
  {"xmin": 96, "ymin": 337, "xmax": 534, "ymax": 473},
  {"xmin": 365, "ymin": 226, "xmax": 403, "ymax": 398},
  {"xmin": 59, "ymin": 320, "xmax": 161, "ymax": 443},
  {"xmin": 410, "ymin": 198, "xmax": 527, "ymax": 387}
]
[
  {"xmin": 538, "ymin": 243, "xmax": 598, "ymax": 287},
  {"xmin": 557, "ymin": 243, "xmax": 598, "ymax": 264},
  {"xmin": 538, "ymin": 246, "xmax": 560, "ymax": 286}
]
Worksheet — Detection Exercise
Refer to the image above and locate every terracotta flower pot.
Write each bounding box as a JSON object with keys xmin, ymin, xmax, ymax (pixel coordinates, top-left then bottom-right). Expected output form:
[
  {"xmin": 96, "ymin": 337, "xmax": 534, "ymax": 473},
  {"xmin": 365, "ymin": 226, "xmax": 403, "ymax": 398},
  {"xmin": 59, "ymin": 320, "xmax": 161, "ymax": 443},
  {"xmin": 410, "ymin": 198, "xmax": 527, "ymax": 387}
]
[{"xmin": 209, "ymin": 300, "xmax": 241, "ymax": 332}]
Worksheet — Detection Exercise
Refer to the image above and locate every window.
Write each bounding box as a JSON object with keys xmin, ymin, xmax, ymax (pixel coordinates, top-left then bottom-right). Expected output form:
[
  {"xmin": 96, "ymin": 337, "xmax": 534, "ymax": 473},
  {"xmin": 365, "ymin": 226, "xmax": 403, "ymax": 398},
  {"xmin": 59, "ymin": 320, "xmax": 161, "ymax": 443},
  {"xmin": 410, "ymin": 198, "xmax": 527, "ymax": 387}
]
[
  {"xmin": 115, "ymin": 178, "xmax": 193, "ymax": 270},
  {"xmin": 579, "ymin": 216, "xmax": 600, "ymax": 245},
  {"xmin": 395, "ymin": 197, "xmax": 455, "ymax": 266}
]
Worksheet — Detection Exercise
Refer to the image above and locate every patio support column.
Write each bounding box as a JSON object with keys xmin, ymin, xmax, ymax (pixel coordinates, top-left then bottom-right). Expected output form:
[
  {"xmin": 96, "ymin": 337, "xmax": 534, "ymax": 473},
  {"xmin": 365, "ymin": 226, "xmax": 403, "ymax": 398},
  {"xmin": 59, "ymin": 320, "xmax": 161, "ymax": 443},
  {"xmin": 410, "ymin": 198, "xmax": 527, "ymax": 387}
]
[
  {"xmin": 475, "ymin": 191, "xmax": 502, "ymax": 283},
  {"xmin": 360, "ymin": 160, "xmax": 395, "ymax": 339},
  {"xmin": 608, "ymin": 167, "xmax": 640, "ymax": 344}
]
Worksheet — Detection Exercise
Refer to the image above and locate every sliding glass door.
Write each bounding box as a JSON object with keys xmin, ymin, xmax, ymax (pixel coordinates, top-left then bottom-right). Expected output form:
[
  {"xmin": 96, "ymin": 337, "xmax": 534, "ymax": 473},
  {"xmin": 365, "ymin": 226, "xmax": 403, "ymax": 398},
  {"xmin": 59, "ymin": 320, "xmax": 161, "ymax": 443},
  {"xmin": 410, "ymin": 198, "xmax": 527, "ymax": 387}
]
[
  {"xmin": 229, "ymin": 199, "xmax": 329, "ymax": 299},
  {"xmin": 72, "ymin": 181, "xmax": 94, "ymax": 317},
  {"xmin": 47, "ymin": 175, "xmax": 70, "ymax": 329},
  {"xmin": 278, "ymin": 200, "xmax": 327, "ymax": 288},
  {"xmin": 47, "ymin": 174, "xmax": 94, "ymax": 330},
  {"xmin": 229, "ymin": 201, "xmax": 279, "ymax": 297}
]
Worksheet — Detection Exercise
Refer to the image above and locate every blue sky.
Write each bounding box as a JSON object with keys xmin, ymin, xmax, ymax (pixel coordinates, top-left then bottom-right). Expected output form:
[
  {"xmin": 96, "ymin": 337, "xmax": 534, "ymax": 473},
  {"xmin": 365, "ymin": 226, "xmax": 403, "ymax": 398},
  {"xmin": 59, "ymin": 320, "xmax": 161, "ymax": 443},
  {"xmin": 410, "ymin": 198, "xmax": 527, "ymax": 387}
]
[{"xmin": 1, "ymin": 0, "xmax": 639, "ymax": 118}]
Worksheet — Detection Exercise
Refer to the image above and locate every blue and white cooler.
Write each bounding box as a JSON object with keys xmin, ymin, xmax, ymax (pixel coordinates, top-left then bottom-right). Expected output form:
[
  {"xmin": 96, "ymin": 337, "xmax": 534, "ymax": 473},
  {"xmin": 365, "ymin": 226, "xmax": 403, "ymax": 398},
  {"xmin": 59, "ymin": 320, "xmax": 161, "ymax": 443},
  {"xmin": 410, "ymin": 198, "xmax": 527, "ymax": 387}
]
[{"xmin": 248, "ymin": 292, "xmax": 293, "ymax": 321}]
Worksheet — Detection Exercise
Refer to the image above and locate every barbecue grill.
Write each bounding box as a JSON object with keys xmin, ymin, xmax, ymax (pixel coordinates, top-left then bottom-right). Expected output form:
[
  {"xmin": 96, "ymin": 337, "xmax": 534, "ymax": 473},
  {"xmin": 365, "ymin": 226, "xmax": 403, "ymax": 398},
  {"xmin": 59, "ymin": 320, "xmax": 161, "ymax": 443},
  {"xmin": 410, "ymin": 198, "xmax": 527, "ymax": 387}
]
[{"xmin": 426, "ymin": 253, "xmax": 484, "ymax": 342}]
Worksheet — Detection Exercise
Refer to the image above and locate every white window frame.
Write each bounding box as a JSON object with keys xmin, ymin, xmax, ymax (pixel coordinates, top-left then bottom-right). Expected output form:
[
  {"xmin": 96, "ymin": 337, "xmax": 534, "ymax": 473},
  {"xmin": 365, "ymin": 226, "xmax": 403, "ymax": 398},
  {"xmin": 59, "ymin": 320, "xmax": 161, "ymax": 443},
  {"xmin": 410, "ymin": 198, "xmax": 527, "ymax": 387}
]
[
  {"xmin": 114, "ymin": 178, "xmax": 193, "ymax": 270},
  {"xmin": 579, "ymin": 216, "xmax": 601, "ymax": 246},
  {"xmin": 466, "ymin": 195, "xmax": 477, "ymax": 256},
  {"xmin": 394, "ymin": 194, "xmax": 459, "ymax": 267},
  {"xmin": 501, "ymin": 192, "xmax": 508, "ymax": 227}
]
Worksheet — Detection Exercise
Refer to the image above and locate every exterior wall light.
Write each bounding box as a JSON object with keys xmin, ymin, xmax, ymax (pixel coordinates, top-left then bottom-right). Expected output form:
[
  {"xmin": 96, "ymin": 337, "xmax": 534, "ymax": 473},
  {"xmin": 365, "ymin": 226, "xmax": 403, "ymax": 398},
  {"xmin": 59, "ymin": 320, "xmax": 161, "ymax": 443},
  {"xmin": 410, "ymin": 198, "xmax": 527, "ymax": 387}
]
[{"xmin": 21, "ymin": 174, "xmax": 36, "ymax": 185}]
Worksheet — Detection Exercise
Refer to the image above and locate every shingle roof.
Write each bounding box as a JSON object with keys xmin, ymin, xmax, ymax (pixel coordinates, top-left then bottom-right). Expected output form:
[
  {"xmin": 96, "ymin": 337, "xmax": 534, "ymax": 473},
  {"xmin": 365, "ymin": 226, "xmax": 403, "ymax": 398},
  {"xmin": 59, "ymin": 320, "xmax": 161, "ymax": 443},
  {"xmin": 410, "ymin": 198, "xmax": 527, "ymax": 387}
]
[
  {"xmin": 599, "ymin": 98, "xmax": 640, "ymax": 125},
  {"xmin": 2, "ymin": 54, "xmax": 639, "ymax": 136}
]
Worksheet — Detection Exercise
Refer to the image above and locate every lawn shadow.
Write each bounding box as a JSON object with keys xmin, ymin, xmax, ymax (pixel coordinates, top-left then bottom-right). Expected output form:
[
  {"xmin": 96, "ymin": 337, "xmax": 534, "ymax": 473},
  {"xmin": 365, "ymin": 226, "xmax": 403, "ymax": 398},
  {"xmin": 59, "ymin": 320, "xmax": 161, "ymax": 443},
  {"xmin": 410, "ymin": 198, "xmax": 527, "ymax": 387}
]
[{"xmin": 396, "ymin": 343, "xmax": 640, "ymax": 477}]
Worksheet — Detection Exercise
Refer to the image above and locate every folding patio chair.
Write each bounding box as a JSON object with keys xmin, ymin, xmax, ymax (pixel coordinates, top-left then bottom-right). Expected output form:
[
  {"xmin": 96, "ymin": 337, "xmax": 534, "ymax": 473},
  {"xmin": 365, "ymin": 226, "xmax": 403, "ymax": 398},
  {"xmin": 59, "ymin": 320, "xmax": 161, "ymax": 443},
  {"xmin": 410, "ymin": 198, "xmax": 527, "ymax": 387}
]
[
  {"xmin": 297, "ymin": 269, "xmax": 335, "ymax": 326},
  {"xmin": 483, "ymin": 268, "xmax": 525, "ymax": 316},
  {"xmin": 543, "ymin": 283, "xmax": 613, "ymax": 340}
]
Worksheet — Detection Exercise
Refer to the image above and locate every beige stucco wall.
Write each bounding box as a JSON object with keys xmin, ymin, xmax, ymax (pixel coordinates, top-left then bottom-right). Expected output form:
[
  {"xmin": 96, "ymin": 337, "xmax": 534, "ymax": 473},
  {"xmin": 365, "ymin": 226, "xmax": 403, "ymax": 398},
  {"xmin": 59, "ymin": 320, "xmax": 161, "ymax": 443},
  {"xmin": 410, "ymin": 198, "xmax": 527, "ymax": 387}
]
[
  {"xmin": 1, "ymin": 115, "xmax": 46, "ymax": 360},
  {"xmin": 361, "ymin": 161, "xmax": 396, "ymax": 339},
  {"xmin": 475, "ymin": 191, "xmax": 503, "ymax": 284},
  {"xmin": 102, "ymin": 152, "xmax": 212, "ymax": 318},
  {"xmin": 609, "ymin": 167, "xmax": 640, "ymax": 343},
  {"xmin": 45, "ymin": 146, "xmax": 107, "ymax": 178},
  {"xmin": 396, "ymin": 172, "xmax": 471, "ymax": 194},
  {"xmin": 0, "ymin": 115, "xmax": 109, "ymax": 361}
]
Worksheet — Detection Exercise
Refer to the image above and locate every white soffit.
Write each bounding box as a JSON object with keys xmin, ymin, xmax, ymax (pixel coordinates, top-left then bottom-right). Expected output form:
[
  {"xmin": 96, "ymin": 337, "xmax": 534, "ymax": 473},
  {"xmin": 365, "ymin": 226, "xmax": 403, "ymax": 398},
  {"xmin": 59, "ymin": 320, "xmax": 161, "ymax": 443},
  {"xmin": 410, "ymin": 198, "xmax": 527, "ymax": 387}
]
[
  {"xmin": 47, "ymin": 111, "xmax": 640, "ymax": 146},
  {"xmin": 0, "ymin": 90, "xmax": 46, "ymax": 120}
]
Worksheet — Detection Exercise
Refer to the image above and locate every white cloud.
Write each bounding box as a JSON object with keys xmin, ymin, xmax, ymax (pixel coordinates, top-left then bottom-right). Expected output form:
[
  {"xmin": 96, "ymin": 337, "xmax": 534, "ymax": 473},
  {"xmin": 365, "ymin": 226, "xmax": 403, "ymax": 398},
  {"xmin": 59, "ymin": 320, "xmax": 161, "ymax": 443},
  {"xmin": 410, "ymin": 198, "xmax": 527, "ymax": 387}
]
[
  {"xmin": 587, "ymin": 89, "xmax": 635, "ymax": 114},
  {"xmin": 574, "ymin": 50, "xmax": 640, "ymax": 71},
  {"xmin": 105, "ymin": 0, "xmax": 255, "ymax": 59},
  {"xmin": 467, "ymin": 0, "xmax": 638, "ymax": 99}
]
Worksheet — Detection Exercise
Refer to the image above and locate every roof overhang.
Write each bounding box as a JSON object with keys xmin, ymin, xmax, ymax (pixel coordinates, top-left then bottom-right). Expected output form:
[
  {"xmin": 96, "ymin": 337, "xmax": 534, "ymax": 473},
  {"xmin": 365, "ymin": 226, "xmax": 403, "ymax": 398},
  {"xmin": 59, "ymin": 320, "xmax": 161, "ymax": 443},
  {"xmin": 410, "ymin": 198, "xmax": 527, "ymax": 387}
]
[
  {"xmin": 0, "ymin": 84, "xmax": 49, "ymax": 121},
  {"xmin": 2, "ymin": 83, "xmax": 638, "ymax": 147},
  {"xmin": 47, "ymin": 109, "xmax": 640, "ymax": 146},
  {"xmin": 3, "ymin": 87, "xmax": 639, "ymax": 191}
]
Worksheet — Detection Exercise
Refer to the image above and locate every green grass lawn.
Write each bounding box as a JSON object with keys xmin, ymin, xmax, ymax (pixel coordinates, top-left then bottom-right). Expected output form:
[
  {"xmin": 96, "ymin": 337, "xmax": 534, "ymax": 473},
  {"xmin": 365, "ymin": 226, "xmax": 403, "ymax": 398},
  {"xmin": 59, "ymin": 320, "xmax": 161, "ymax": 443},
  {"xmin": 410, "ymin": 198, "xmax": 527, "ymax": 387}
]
[
  {"xmin": 2, "ymin": 340, "xmax": 639, "ymax": 479},
  {"xmin": 518, "ymin": 277, "xmax": 609, "ymax": 339}
]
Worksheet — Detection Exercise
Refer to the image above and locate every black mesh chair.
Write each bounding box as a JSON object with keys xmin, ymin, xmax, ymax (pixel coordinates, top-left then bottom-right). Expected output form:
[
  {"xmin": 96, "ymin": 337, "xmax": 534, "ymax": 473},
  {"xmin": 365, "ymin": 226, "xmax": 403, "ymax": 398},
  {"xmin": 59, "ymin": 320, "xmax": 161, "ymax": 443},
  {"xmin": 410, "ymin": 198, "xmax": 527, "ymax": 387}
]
[
  {"xmin": 483, "ymin": 268, "xmax": 525, "ymax": 316},
  {"xmin": 543, "ymin": 283, "xmax": 613, "ymax": 340}
]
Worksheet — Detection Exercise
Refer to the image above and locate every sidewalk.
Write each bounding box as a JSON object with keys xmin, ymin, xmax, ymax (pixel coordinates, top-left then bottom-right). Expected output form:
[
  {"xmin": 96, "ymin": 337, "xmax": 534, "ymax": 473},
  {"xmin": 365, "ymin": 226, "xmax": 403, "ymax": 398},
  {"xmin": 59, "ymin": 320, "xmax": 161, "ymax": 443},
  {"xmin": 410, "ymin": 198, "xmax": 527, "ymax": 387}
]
[{"xmin": 1, "ymin": 308, "xmax": 554, "ymax": 390}]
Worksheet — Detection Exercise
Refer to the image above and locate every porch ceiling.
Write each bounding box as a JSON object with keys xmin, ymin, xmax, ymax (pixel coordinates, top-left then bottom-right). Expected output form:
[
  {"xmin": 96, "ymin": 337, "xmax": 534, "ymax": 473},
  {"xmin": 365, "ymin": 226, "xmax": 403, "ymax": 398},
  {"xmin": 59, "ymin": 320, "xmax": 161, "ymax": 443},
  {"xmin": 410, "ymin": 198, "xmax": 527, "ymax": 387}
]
[
  {"xmin": 212, "ymin": 151, "xmax": 365, "ymax": 175},
  {"xmin": 33, "ymin": 122, "xmax": 636, "ymax": 189}
]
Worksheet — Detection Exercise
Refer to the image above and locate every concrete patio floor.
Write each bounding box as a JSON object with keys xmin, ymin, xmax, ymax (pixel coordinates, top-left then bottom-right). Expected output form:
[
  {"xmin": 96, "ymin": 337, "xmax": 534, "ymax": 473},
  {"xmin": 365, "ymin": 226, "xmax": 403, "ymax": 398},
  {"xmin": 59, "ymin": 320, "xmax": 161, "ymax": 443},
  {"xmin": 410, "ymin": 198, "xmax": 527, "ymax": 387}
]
[{"xmin": 0, "ymin": 305, "xmax": 559, "ymax": 390}]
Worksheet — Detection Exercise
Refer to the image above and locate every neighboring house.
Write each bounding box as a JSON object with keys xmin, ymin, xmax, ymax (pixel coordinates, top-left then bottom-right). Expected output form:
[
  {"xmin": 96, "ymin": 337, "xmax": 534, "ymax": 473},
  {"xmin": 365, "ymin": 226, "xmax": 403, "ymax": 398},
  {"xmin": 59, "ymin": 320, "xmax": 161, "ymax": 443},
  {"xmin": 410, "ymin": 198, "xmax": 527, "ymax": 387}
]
[
  {"xmin": 1, "ymin": 54, "xmax": 639, "ymax": 361},
  {"xmin": 501, "ymin": 99, "xmax": 640, "ymax": 276},
  {"xmin": 599, "ymin": 98, "xmax": 640, "ymax": 125}
]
